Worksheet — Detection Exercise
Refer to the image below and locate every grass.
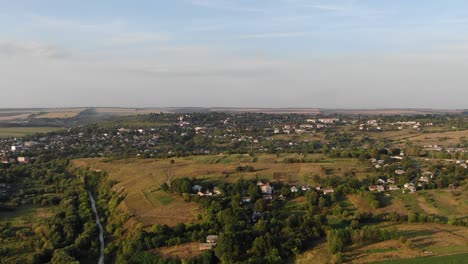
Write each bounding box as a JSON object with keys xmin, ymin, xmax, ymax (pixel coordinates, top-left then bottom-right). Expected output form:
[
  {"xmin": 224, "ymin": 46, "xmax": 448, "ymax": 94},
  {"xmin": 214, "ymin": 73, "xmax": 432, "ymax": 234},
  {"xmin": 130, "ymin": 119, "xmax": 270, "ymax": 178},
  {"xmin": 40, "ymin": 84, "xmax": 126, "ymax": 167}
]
[
  {"xmin": 344, "ymin": 223, "xmax": 468, "ymax": 264},
  {"xmin": 0, "ymin": 127, "xmax": 62, "ymax": 138},
  {"xmin": 0, "ymin": 205, "xmax": 55, "ymax": 264},
  {"xmin": 155, "ymin": 242, "xmax": 203, "ymax": 260},
  {"xmin": 366, "ymin": 248, "xmax": 398, "ymax": 254},
  {"xmin": 372, "ymin": 253, "xmax": 468, "ymax": 264}
]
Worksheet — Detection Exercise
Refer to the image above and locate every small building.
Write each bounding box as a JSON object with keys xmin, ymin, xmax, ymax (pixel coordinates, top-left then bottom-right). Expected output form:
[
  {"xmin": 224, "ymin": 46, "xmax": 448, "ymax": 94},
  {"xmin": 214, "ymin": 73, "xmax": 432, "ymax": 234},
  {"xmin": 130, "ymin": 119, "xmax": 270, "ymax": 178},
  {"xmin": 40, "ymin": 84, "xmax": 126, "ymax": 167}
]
[
  {"xmin": 261, "ymin": 183, "xmax": 273, "ymax": 194},
  {"xmin": 323, "ymin": 188, "xmax": 335, "ymax": 195},
  {"xmin": 213, "ymin": 187, "xmax": 222, "ymax": 195},
  {"xmin": 377, "ymin": 178, "xmax": 386, "ymax": 185},
  {"xmin": 290, "ymin": 186, "xmax": 298, "ymax": 193},
  {"xmin": 192, "ymin": 185, "xmax": 203, "ymax": 192},
  {"xmin": 206, "ymin": 235, "xmax": 218, "ymax": 243},
  {"xmin": 395, "ymin": 169, "xmax": 406, "ymax": 175},
  {"xmin": 242, "ymin": 197, "xmax": 252, "ymax": 203},
  {"xmin": 419, "ymin": 176, "xmax": 429, "ymax": 183},
  {"xmin": 17, "ymin": 157, "xmax": 30, "ymax": 164}
]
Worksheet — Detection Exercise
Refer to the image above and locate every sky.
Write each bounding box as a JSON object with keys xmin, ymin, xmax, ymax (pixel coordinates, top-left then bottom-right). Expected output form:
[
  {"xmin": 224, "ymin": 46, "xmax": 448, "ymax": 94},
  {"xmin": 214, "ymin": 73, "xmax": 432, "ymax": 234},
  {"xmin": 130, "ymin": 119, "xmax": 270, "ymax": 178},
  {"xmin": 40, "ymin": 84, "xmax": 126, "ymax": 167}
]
[{"xmin": 0, "ymin": 0, "xmax": 467, "ymax": 109}]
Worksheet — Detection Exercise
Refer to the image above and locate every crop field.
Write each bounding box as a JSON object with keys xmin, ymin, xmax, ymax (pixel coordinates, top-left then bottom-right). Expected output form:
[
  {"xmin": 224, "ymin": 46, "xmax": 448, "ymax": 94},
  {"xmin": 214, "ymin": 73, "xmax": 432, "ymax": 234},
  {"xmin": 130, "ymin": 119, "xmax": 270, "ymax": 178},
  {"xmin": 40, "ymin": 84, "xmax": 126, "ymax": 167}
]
[
  {"xmin": 34, "ymin": 108, "xmax": 85, "ymax": 119},
  {"xmin": 94, "ymin": 107, "xmax": 165, "ymax": 116},
  {"xmin": 0, "ymin": 127, "xmax": 63, "ymax": 138}
]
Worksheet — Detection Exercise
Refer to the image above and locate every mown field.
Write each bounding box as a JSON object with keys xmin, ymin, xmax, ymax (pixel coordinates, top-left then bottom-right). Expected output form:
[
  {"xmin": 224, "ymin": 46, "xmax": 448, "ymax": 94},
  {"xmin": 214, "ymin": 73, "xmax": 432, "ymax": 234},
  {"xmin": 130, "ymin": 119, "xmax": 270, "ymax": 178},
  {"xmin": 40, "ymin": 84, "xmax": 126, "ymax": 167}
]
[
  {"xmin": 373, "ymin": 252, "xmax": 468, "ymax": 264},
  {"xmin": 0, "ymin": 127, "xmax": 63, "ymax": 138}
]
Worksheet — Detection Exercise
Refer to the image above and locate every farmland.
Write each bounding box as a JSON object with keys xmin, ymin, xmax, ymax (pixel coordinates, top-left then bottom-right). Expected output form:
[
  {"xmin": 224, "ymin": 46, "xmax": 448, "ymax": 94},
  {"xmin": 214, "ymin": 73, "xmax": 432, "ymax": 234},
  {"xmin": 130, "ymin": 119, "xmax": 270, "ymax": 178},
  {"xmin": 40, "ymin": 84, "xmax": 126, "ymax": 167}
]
[{"xmin": 0, "ymin": 127, "xmax": 63, "ymax": 138}]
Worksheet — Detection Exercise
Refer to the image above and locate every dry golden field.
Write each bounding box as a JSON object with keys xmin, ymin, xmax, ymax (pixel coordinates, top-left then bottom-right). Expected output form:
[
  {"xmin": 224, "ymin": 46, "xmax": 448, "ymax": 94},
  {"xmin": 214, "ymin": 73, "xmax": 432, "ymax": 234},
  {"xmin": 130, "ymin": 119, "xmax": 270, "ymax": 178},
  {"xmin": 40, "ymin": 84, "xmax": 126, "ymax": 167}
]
[{"xmin": 70, "ymin": 154, "xmax": 372, "ymax": 227}]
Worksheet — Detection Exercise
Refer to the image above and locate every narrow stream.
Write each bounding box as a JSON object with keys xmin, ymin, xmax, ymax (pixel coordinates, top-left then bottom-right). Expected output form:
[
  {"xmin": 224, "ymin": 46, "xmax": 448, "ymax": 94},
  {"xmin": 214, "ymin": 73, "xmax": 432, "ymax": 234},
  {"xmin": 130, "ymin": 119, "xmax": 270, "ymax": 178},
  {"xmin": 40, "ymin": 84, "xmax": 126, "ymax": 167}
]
[{"xmin": 88, "ymin": 191, "xmax": 105, "ymax": 264}]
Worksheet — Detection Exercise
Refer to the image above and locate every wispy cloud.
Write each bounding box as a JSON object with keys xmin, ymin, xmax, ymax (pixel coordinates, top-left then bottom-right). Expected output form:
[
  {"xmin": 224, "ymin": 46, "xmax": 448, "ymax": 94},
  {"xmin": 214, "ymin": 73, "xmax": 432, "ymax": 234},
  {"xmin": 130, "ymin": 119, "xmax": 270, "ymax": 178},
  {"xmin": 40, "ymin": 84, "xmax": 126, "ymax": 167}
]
[
  {"xmin": 284, "ymin": 0, "xmax": 388, "ymax": 18},
  {"xmin": 108, "ymin": 32, "xmax": 170, "ymax": 45},
  {"xmin": 0, "ymin": 41, "xmax": 70, "ymax": 59},
  {"xmin": 237, "ymin": 31, "xmax": 310, "ymax": 39},
  {"xmin": 189, "ymin": 0, "xmax": 264, "ymax": 13},
  {"xmin": 29, "ymin": 15, "xmax": 170, "ymax": 46}
]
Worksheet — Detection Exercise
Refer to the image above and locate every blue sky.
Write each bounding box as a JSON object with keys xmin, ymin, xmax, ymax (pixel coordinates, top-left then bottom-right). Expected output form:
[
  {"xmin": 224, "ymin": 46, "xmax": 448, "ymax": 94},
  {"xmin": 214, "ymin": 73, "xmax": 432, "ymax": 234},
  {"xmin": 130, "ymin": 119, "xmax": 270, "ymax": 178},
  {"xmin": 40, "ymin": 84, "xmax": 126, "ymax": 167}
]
[{"xmin": 0, "ymin": 0, "xmax": 467, "ymax": 108}]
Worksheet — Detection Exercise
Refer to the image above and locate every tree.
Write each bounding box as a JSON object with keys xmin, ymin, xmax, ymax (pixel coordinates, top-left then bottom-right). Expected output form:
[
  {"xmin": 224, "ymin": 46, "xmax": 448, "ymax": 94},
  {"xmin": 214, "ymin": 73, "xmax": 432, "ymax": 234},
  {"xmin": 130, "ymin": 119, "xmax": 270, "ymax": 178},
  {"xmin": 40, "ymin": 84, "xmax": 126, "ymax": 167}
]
[{"xmin": 51, "ymin": 249, "xmax": 80, "ymax": 264}]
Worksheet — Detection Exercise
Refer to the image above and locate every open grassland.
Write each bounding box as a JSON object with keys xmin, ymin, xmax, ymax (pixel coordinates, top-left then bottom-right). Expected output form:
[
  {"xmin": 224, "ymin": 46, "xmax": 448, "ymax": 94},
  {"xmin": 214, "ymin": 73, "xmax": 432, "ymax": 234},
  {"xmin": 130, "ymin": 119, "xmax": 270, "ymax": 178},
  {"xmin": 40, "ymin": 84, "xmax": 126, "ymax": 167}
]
[
  {"xmin": 402, "ymin": 130, "xmax": 468, "ymax": 146},
  {"xmin": 372, "ymin": 252, "xmax": 468, "ymax": 264},
  {"xmin": 295, "ymin": 242, "xmax": 333, "ymax": 264},
  {"xmin": 70, "ymin": 154, "xmax": 371, "ymax": 227},
  {"xmin": 154, "ymin": 242, "xmax": 203, "ymax": 260},
  {"xmin": 345, "ymin": 223, "xmax": 468, "ymax": 263},
  {"xmin": 0, "ymin": 127, "xmax": 63, "ymax": 138},
  {"xmin": 364, "ymin": 129, "xmax": 468, "ymax": 146},
  {"xmin": 344, "ymin": 186, "xmax": 468, "ymax": 219}
]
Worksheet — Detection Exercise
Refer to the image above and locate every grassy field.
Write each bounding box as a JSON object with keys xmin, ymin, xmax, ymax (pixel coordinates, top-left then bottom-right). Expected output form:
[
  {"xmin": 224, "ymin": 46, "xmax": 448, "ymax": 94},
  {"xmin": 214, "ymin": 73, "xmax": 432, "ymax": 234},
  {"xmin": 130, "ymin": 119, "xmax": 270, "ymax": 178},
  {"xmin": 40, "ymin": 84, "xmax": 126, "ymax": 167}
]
[
  {"xmin": 372, "ymin": 253, "xmax": 468, "ymax": 264},
  {"xmin": 344, "ymin": 223, "xmax": 468, "ymax": 263},
  {"xmin": 0, "ymin": 127, "xmax": 63, "ymax": 138},
  {"xmin": 154, "ymin": 242, "xmax": 203, "ymax": 260},
  {"xmin": 70, "ymin": 154, "xmax": 372, "ymax": 227}
]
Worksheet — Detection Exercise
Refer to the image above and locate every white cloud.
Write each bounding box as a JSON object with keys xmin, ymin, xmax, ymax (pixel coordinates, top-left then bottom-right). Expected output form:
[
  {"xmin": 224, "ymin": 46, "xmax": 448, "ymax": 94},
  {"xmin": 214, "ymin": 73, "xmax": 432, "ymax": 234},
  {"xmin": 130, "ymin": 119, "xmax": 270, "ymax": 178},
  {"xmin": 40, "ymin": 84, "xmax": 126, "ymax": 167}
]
[
  {"xmin": 237, "ymin": 31, "xmax": 310, "ymax": 39},
  {"xmin": 0, "ymin": 41, "xmax": 70, "ymax": 59},
  {"xmin": 189, "ymin": 0, "xmax": 264, "ymax": 13}
]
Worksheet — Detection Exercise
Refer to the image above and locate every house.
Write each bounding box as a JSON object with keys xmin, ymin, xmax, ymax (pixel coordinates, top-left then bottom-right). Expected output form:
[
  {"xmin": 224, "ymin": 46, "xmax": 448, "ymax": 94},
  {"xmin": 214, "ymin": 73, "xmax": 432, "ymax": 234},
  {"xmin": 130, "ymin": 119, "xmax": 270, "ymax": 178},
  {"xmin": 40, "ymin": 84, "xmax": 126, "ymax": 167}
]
[
  {"xmin": 24, "ymin": 141, "xmax": 37, "ymax": 148},
  {"xmin": 404, "ymin": 183, "xmax": 416, "ymax": 192},
  {"xmin": 242, "ymin": 197, "xmax": 252, "ymax": 203},
  {"xmin": 261, "ymin": 183, "xmax": 273, "ymax": 194},
  {"xmin": 395, "ymin": 169, "xmax": 406, "ymax": 175},
  {"xmin": 301, "ymin": 185, "xmax": 311, "ymax": 191},
  {"xmin": 369, "ymin": 185, "xmax": 378, "ymax": 191},
  {"xmin": 213, "ymin": 187, "xmax": 222, "ymax": 195},
  {"xmin": 192, "ymin": 185, "xmax": 203, "ymax": 192},
  {"xmin": 323, "ymin": 188, "xmax": 334, "ymax": 195},
  {"xmin": 290, "ymin": 186, "xmax": 298, "ymax": 193},
  {"xmin": 11, "ymin": 145, "xmax": 23, "ymax": 152},
  {"xmin": 262, "ymin": 194, "xmax": 273, "ymax": 200},
  {"xmin": 17, "ymin": 157, "xmax": 30, "ymax": 164},
  {"xmin": 318, "ymin": 118, "xmax": 339, "ymax": 124},
  {"xmin": 377, "ymin": 178, "xmax": 386, "ymax": 185},
  {"xmin": 388, "ymin": 185, "xmax": 400, "ymax": 191},
  {"xmin": 206, "ymin": 235, "xmax": 218, "ymax": 243},
  {"xmin": 418, "ymin": 176, "xmax": 429, "ymax": 183},
  {"xmin": 377, "ymin": 185, "xmax": 385, "ymax": 192}
]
